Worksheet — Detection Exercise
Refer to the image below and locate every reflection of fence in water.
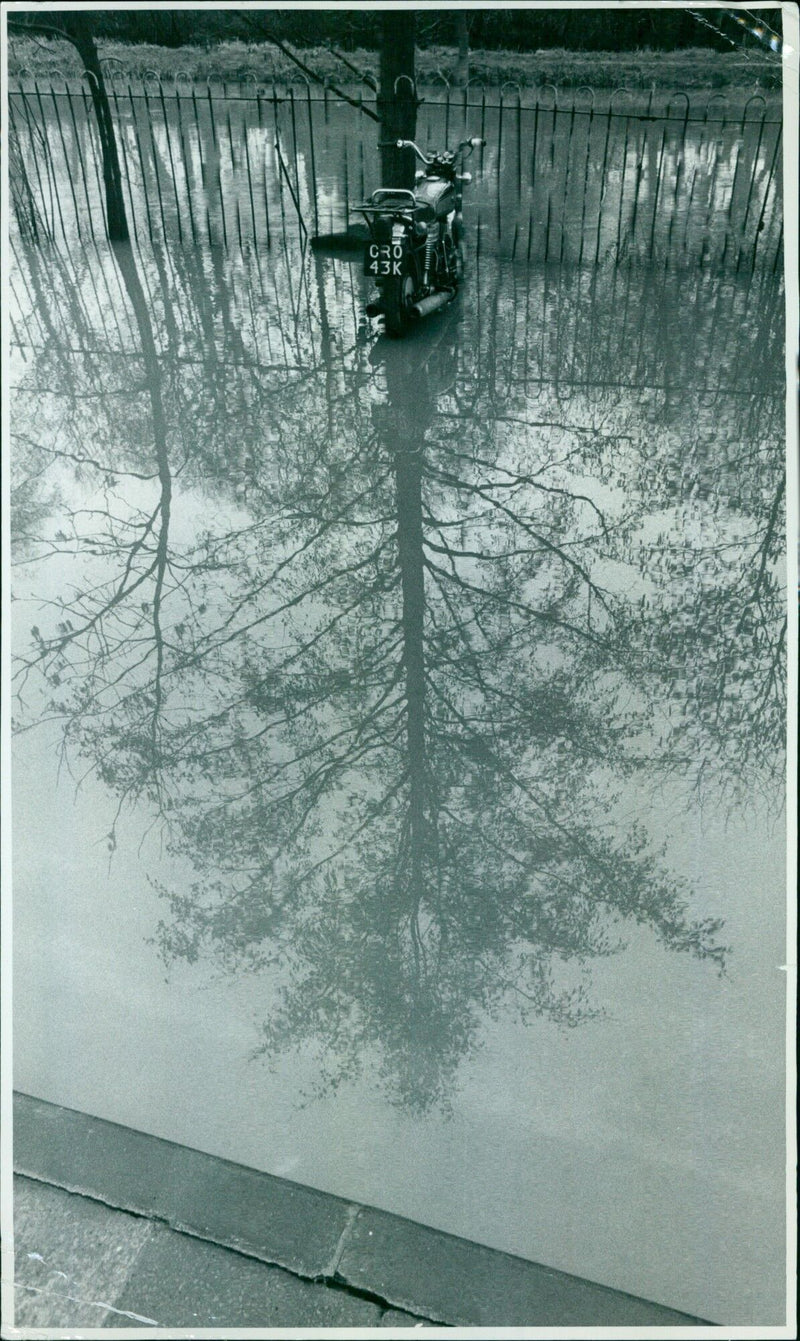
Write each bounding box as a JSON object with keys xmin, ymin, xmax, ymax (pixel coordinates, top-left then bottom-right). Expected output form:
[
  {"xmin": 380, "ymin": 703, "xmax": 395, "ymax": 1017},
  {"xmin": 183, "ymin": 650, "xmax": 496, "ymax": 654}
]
[
  {"xmin": 8, "ymin": 75, "xmax": 784, "ymax": 270},
  {"xmin": 8, "ymin": 229, "xmax": 785, "ymax": 407}
]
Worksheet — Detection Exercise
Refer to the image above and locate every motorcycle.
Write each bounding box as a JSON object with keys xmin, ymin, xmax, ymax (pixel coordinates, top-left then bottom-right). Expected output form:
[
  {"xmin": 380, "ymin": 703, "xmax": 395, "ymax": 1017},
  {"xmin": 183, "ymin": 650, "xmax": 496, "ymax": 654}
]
[{"xmin": 359, "ymin": 136, "xmax": 484, "ymax": 337}]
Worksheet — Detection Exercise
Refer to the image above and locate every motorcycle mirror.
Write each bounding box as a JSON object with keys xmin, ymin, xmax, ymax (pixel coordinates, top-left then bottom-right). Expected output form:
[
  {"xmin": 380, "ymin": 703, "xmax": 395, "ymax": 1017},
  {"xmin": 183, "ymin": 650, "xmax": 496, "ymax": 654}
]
[
  {"xmin": 458, "ymin": 172, "xmax": 472, "ymax": 184},
  {"xmin": 470, "ymin": 137, "xmax": 486, "ymax": 148}
]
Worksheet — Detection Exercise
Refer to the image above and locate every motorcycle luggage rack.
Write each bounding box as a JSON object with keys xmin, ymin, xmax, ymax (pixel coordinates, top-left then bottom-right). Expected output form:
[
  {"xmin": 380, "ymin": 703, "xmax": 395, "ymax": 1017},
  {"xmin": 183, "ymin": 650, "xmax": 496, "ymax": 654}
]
[
  {"xmin": 358, "ymin": 188, "xmax": 420, "ymax": 212},
  {"xmin": 357, "ymin": 193, "xmax": 437, "ymax": 225}
]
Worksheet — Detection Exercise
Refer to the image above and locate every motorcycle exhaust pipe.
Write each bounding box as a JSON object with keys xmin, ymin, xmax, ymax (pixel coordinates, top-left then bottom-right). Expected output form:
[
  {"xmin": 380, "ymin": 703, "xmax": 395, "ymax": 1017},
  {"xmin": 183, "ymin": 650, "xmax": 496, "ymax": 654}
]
[{"xmin": 409, "ymin": 289, "xmax": 455, "ymax": 320}]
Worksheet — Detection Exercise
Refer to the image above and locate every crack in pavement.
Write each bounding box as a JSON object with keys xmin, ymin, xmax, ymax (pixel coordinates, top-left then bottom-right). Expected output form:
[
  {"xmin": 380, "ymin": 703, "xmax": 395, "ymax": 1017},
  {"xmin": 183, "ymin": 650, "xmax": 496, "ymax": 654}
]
[{"xmin": 12, "ymin": 1172, "xmax": 442, "ymax": 1327}]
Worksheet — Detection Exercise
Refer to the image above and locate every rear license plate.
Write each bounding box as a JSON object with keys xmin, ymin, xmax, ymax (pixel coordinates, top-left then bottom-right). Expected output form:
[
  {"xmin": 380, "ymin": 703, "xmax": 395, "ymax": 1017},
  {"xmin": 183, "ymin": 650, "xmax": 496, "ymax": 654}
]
[{"xmin": 364, "ymin": 242, "xmax": 404, "ymax": 276}]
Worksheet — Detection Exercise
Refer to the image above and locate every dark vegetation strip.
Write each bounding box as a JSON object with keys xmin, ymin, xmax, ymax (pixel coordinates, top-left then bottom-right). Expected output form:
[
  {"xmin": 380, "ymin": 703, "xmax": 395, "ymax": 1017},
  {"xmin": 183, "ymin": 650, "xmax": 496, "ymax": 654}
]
[
  {"xmin": 8, "ymin": 37, "xmax": 782, "ymax": 91},
  {"xmin": 5, "ymin": 5, "xmax": 782, "ymax": 54}
]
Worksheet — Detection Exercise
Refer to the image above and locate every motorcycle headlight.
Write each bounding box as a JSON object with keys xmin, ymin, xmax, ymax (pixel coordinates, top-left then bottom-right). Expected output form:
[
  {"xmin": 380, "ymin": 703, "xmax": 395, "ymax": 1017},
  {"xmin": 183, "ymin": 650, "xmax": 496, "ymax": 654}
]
[{"xmin": 414, "ymin": 221, "xmax": 428, "ymax": 238}]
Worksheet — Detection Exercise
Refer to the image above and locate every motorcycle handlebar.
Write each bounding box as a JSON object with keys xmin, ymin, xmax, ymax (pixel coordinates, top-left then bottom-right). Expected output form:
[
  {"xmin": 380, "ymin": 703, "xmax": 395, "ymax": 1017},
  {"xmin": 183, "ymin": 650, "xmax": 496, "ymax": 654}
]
[
  {"xmin": 395, "ymin": 137, "xmax": 486, "ymax": 162},
  {"xmin": 395, "ymin": 139, "xmax": 431, "ymax": 163}
]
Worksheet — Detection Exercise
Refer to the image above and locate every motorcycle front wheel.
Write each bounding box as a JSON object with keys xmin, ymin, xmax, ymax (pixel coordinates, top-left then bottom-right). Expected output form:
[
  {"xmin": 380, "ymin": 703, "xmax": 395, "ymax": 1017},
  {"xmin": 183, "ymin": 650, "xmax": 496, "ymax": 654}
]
[{"xmin": 383, "ymin": 274, "xmax": 415, "ymax": 338}]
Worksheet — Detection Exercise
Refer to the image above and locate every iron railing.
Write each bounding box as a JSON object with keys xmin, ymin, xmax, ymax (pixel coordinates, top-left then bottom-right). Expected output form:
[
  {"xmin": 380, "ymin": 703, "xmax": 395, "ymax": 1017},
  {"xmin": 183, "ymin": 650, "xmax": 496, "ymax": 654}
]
[{"xmin": 7, "ymin": 75, "xmax": 784, "ymax": 271}]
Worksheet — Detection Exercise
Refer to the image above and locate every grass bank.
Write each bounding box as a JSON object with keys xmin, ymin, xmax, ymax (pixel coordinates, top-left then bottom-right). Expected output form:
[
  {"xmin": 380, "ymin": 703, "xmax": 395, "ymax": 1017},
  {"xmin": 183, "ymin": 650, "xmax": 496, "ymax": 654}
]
[{"xmin": 7, "ymin": 37, "xmax": 782, "ymax": 92}]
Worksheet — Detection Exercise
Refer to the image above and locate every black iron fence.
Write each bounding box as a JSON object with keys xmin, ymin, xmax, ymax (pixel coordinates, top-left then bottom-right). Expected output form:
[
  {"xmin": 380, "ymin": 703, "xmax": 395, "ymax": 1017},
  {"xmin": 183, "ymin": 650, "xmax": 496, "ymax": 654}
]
[{"xmin": 7, "ymin": 75, "xmax": 783, "ymax": 270}]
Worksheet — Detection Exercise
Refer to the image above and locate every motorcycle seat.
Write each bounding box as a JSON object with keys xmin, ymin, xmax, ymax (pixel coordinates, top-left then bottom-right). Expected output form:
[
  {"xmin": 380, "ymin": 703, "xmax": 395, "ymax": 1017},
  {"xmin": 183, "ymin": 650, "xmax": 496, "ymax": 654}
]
[{"xmin": 373, "ymin": 192, "xmax": 417, "ymax": 212}]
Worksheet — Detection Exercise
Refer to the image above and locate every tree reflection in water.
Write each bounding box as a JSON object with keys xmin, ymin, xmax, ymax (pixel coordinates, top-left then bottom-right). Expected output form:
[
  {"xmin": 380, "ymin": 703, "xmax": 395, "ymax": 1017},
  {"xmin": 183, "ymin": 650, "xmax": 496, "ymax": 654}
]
[{"xmin": 10, "ymin": 238, "xmax": 784, "ymax": 1112}]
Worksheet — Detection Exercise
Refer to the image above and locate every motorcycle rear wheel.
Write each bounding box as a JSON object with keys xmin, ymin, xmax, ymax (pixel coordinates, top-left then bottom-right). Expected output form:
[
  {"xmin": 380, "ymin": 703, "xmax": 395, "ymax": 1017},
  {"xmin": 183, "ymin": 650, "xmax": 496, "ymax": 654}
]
[
  {"xmin": 383, "ymin": 275, "xmax": 414, "ymax": 338},
  {"xmin": 456, "ymin": 240, "xmax": 465, "ymax": 282}
]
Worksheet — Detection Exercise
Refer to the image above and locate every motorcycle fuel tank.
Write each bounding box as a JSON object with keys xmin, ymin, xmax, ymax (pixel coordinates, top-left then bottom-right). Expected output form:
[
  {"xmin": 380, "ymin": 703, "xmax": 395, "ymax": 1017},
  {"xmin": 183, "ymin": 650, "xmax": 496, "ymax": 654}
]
[{"xmin": 415, "ymin": 175, "xmax": 457, "ymax": 218}]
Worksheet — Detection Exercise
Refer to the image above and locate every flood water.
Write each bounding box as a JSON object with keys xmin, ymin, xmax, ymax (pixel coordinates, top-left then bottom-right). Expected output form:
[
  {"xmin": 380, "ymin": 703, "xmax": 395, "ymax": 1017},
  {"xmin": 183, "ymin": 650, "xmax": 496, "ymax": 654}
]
[
  {"xmin": 9, "ymin": 80, "xmax": 783, "ymax": 268},
  {"xmin": 9, "ymin": 230, "xmax": 787, "ymax": 1323}
]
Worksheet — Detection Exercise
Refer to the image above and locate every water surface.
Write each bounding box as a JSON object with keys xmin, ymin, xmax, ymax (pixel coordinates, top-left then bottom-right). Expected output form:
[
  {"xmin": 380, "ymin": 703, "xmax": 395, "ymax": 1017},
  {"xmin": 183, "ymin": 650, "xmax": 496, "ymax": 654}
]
[{"xmin": 10, "ymin": 236, "xmax": 787, "ymax": 1322}]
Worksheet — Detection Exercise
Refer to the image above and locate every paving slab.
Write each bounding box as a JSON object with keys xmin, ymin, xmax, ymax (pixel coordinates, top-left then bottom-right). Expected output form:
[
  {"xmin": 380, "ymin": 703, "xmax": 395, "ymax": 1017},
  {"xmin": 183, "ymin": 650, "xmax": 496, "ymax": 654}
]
[
  {"xmin": 10, "ymin": 1174, "xmax": 381, "ymax": 1330},
  {"xmin": 12, "ymin": 1175, "xmax": 157, "ymax": 1329},
  {"xmin": 165, "ymin": 1142, "xmax": 356, "ymax": 1276},
  {"xmin": 13, "ymin": 1093, "xmax": 175, "ymax": 1215},
  {"xmin": 11, "ymin": 1286, "xmax": 119, "ymax": 1331},
  {"xmin": 13, "ymin": 1091, "xmax": 353, "ymax": 1277},
  {"xmin": 13, "ymin": 1093, "xmax": 711, "ymax": 1328},
  {"xmin": 337, "ymin": 1207, "xmax": 708, "ymax": 1327},
  {"xmin": 112, "ymin": 1226, "xmax": 383, "ymax": 1328}
]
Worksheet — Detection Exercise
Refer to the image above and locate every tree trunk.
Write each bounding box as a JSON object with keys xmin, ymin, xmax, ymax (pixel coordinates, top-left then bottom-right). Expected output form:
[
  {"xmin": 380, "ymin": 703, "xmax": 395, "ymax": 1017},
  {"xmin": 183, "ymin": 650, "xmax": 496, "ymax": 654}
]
[
  {"xmin": 454, "ymin": 12, "xmax": 470, "ymax": 87},
  {"xmin": 378, "ymin": 12, "xmax": 417, "ymax": 189},
  {"xmin": 394, "ymin": 436, "xmax": 427, "ymax": 910},
  {"xmin": 62, "ymin": 14, "xmax": 129, "ymax": 242},
  {"xmin": 384, "ymin": 352, "xmax": 435, "ymax": 917}
]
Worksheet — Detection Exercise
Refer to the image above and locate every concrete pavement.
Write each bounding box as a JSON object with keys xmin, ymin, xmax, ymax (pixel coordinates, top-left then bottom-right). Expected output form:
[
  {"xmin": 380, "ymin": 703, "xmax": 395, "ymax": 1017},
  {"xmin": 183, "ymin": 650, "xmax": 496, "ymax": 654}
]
[{"xmin": 7, "ymin": 1092, "xmax": 709, "ymax": 1331}]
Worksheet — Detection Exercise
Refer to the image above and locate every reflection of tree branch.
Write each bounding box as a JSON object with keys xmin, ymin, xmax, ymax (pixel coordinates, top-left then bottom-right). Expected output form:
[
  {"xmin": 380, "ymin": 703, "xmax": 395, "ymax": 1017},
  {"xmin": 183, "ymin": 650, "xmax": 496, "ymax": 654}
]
[
  {"xmin": 24, "ymin": 438, "xmax": 158, "ymax": 481},
  {"xmin": 424, "ymin": 554, "xmax": 608, "ymax": 649},
  {"xmin": 174, "ymin": 543, "xmax": 392, "ymax": 675},
  {"xmin": 16, "ymin": 545, "xmax": 160, "ymax": 675},
  {"xmin": 436, "ymin": 441, "xmax": 614, "ymax": 534},
  {"xmin": 426, "ymin": 466, "xmax": 614, "ymax": 615},
  {"xmin": 166, "ymin": 472, "xmax": 387, "ymax": 656},
  {"xmin": 741, "ymin": 473, "xmax": 785, "ymax": 624}
]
